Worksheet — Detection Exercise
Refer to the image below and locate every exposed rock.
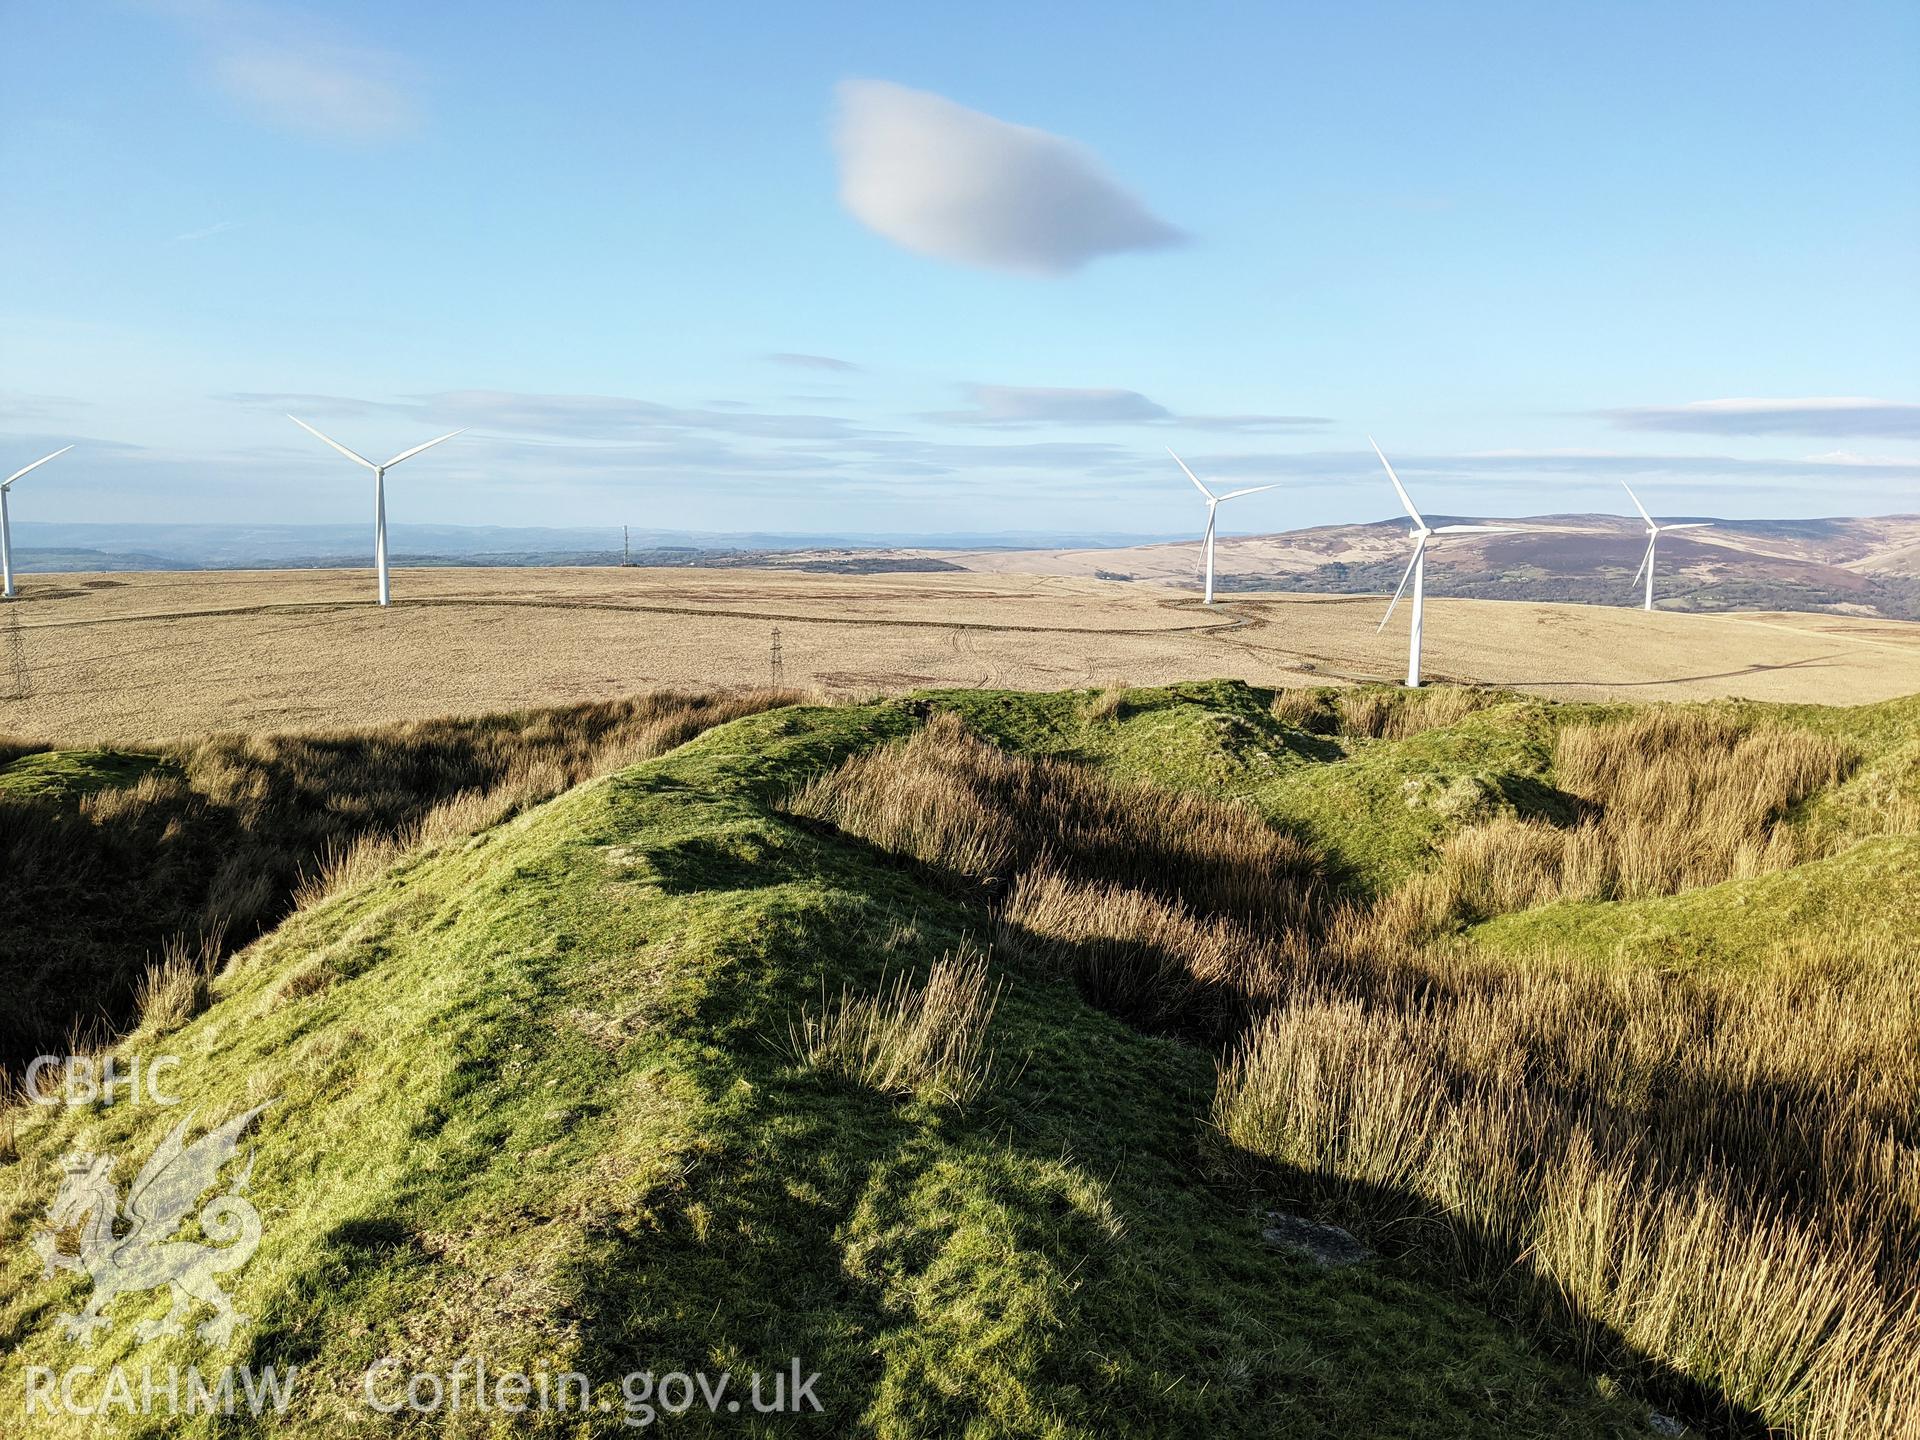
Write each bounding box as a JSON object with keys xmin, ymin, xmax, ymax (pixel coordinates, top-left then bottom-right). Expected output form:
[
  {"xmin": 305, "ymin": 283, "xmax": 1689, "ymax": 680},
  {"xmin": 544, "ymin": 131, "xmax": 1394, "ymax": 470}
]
[{"xmin": 1261, "ymin": 1212, "xmax": 1374, "ymax": 1266}]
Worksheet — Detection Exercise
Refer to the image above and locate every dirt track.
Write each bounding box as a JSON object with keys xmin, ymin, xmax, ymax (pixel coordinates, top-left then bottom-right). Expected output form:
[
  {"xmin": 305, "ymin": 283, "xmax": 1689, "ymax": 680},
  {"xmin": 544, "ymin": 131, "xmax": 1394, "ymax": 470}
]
[{"xmin": 3, "ymin": 566, "xmax": 1916, "ymax": 743}]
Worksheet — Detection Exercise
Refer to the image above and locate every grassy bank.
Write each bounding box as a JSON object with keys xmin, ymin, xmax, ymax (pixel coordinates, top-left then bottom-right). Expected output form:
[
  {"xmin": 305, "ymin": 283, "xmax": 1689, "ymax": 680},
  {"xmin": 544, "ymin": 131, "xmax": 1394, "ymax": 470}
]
[{"xmin": 3, "ymin": 680, "xmax": 1915, "ymax": 1435}]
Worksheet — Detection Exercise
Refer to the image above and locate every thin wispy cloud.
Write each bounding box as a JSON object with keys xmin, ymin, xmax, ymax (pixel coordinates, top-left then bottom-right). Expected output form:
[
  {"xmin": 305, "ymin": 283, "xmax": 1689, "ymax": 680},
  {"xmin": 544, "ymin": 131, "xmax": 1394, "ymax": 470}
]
[
  {"xmin": 172, "ymin": 220, "xmax": 241, "ymax": 243},
  {"xmin": 936, "ymin": 386, "xmax": 1172, "ymax": 425},
  {"xmin": 1596, "ymin": 397, "xmax": 1920, "ymax": 439},
  {"xmin": 766, "ymin": 352, "xmax": 861, "ymax": 373},
  {"xmin": 225, "ymin": 389, "xmax": 875, "ymax": 443},
  {"xmin": 213, "ymin": 41, "xmax": 415, "ymax": 141},
  {"xmin": 1184, "ymin": 446, "xmax": 1920, "ymax": 490},
  {"xmin": 147, "ymin": 1, "xmax": 418, "ymax": 142},
  {"xmin": 0, "ymin": 391, "xmax": 92, "ymax": 423},
  {"xmin": 832, "ymin": 80, "xmax": 1185, "ymax": 276},
  {"xmin": 927, "ymin": 383, "xmax": 1331, "ymax": 432}
]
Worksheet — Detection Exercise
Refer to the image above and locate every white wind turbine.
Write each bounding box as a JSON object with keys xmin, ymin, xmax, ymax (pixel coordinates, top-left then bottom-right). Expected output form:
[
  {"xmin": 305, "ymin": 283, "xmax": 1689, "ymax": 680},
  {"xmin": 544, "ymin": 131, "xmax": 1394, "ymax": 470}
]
[
  {"xmin": 288, "ymin": 417, "xmax": 465, "ymax": 606},
  {"xmin": 2, "ymin": 445, "xmax": 74, "ymax": 599},
  {"xmin": 1621, "ymin": 482, "xmax": 1709, "ymax": 612},
  {"xmin": 1371, "ymin": 439, "xmax": 1520, "ymax": 688},
  {"xmin": 1168, "ymin": 449, "xmax": 1279, "ymax": 605}
]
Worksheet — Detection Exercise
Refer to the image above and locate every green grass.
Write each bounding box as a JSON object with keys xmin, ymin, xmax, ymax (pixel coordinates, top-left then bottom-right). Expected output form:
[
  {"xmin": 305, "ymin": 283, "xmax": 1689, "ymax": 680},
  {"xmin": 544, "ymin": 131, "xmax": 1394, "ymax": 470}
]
[
  {"xmin": 1466, "ymin": 833, "xmax": 1920, "ymax": 970},
  {"xmin": 0, "ymin": 748, "xmax": 169, "ymax": 802},
  {"xmin": 7, "ymin": 679, "xmax": 1915, "ymax": 1436},
  {"xmin": 0, "ymin": 699, "xmax": 1643, "ymax": 1438}
]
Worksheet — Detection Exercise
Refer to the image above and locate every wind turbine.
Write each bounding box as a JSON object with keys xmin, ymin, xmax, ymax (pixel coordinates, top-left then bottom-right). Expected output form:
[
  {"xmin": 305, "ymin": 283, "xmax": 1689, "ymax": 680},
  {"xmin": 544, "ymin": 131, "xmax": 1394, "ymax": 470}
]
[
  {"xmin": 2, "ymin": 445, "xmax": 74, "ymax": 599},
  {"xmin": 1168, "ymin": 449, "xmax": 1279, "ymax": 605},
  {"xmin": 1621, "ymin": 482, "xmax": 1709, "ymax": 612},
  {"xmin": 288, "ymin": 417, "xmax": 465, "ymax": 606},
  {"xmin": 1371, "ymin": 439, "xmax": 1519, "ymax": 688}
]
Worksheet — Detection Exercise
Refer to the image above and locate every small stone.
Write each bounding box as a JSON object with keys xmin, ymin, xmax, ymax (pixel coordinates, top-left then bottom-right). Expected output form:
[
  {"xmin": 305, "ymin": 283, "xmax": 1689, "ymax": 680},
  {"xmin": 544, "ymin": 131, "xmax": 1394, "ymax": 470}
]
[
  {"xmin": 1261, "ymin": 1212, "xmax": 1374, "ymax": 1266},
  {"xmin": 1648, "ymin": 1412, "xmax": 1685, "ymax": 1437}
]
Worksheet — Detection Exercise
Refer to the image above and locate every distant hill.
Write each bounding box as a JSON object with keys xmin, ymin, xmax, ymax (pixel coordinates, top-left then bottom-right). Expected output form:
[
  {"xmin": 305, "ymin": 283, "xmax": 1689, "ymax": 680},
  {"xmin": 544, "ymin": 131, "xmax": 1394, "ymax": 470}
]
[
  {"xmin": 13, "ymin": 515, "xmax": 1920, "ymax": 619},
  {"xmin": 933, "ymin": 513, "xmax": 1920, "ymax": 621}
]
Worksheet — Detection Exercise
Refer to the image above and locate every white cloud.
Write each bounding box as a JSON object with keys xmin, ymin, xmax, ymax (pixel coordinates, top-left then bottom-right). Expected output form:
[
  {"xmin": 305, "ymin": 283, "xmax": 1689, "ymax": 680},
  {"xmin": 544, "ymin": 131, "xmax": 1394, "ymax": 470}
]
[
  {"xmin": 213, "ymin": 40, "xmax": 415, "ymax": 141},
  {"xmin": 832, "ymin": 80, "xmax": 1185, "ymax": 276},
  {"xmin": 1596, "ymin": 397, "xmax": 1920, "ymax": 438},
  {"xmin": 141, "ymin": 1, "xmax": 417, "ymax": 141}
]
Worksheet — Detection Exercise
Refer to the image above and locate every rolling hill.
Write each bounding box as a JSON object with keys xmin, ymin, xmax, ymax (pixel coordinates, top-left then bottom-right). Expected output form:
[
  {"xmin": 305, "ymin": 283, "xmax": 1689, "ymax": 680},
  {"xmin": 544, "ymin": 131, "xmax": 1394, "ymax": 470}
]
[{"xmin": 934, "ymin": 513, "xmax": 1920, "ymax": 620}]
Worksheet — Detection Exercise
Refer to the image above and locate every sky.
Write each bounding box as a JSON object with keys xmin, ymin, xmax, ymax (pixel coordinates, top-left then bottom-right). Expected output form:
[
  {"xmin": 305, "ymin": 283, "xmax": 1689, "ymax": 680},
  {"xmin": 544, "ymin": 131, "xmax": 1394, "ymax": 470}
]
[{"xmin": 2, "ymin": 0, "xmax": 1916, "ymax": 539}]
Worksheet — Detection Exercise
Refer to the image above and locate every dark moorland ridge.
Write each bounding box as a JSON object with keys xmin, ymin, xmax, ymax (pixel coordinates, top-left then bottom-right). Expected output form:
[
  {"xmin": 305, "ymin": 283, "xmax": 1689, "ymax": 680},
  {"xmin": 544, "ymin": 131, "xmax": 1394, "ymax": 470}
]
[{"xmin": 3, "ymin": 680, "xmax": 1914, "ymax": 1437}]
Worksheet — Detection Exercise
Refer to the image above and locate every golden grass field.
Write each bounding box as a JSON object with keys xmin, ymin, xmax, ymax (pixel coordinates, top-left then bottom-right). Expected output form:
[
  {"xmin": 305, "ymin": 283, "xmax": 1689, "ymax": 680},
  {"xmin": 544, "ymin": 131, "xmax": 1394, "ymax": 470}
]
[{"xmin": 4, "ymin": 564, "xmax": 1919, "ymax": 741}]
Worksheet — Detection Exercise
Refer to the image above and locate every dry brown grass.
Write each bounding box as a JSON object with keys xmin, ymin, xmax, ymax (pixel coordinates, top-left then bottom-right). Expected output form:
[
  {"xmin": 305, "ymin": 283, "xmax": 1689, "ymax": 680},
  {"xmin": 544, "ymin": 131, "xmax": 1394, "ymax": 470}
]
[
  {"xmin": 787, "ymin": 710, "xmax": 1323, "ymax": 929},
  {"xmin": 1081, "ymin": 681, "xmax": 1133, "ymax": 723},
  {"xmin": 8, "ymin": 568, "xmax": 1920, "ymax": 747},
  {"xmin": 1213, "ymin": 930, "xmax": 1920, "ymax": 1437},
  {"xmin": 131, "ymin": 926, "xmax": 226, "ymax": 1034},
  {"xmin": 789, "ymin": 705, "xmax": 1919, "ymax": 1431},
  {"xmin": 1336, "ymin": 684, "xmax": 1501, "ymax": 740},
  {"xmin": 788, "ymin": 945, "xmax": 1002, "ymax": 1106},
  {"xmin": 1384, "ymin": 713, "xmax": 1856, "ymax": 932},
  {"xmin": 1269, "ymin": 686, "xmax": 1336, "ymax": 733}
]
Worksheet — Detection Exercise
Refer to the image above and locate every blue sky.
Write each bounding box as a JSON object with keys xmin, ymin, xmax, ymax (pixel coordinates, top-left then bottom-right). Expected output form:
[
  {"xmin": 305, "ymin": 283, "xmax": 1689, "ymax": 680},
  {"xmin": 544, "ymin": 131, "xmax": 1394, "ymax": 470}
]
[{"xmin": 2, "ymin": 0, "xmax": 1916, "ymax": 537}]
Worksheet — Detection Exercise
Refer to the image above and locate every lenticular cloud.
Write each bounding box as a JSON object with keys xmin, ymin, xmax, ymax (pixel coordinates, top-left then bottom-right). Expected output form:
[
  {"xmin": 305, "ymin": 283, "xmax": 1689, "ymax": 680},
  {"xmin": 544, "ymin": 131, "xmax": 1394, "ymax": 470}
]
[{"xmin": 832, "ymin": 80, "xmax": 1186, "ymax": 277}]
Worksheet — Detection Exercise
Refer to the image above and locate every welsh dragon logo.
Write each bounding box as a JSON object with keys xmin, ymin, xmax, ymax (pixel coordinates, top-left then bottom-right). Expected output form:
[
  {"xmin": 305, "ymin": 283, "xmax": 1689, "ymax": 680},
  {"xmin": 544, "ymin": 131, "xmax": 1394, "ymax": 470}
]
[{"xmin": 31, "ymin": 1103, "xmax": 272, "ymax": 1347}]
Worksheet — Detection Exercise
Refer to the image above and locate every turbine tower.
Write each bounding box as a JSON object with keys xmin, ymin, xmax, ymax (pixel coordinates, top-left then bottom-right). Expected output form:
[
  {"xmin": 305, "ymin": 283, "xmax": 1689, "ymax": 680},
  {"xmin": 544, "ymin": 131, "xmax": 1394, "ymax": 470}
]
[
  {"xmin": 288, "ymin": 417, "xmax": 465, "ymax": 606},
  {"xmin": 1621, "ymin": 482, "xmax": 1709, "ymax": 612},
  {"xmin": 1371, "ymin": 439, "xmax": 1518, "ymax": 688},
  {"xmin": 2, "ymin": 445, "xmax": 74, "ymax": 599},
  {"xmin": 1168, "ymin": 449, "xmax": 1278, "ymax": 606}
]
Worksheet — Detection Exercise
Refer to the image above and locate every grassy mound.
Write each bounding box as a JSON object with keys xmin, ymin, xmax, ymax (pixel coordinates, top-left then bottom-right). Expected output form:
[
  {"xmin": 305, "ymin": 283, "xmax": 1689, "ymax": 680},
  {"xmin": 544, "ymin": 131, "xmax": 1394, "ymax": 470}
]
[
  {"xmin": 0, "ymin": 696, "xmax": 1650, "ymax": 1439},
  {"xmin": 3, "ymin": 680, "xmax": 1915, "ymax": 1436}
]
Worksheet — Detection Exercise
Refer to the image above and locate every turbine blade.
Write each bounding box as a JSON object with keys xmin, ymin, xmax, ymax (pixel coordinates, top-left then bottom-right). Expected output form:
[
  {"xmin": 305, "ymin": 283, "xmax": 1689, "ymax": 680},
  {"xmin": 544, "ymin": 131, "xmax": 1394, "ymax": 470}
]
[
  {"xmin": 1369, "ymin": 436, "xmax": 1423, "ymax": 527},
  {"xmin": 1217, "ymin": 483, "xmax": 1280, "ymax": 501},
  {"xmin": 1620, "ymin": 480, "xmax": 1654, "ymax": 526},
  {"xmin": 1661, "ymin": 522, "xmax": 1711, "ymax": 531},
  {"xmin": 1630, "ymin": 537, "xmax": 1654, "ymax": 588},
  {"xmin": 1377, "ymin": 541, "xmax": 1422, "ymax": 632},
  {"xmin": 288, "ymin": 415, "xmax": 377, "ymax": 470},
  {"xmin": 384, "ymin": 428, "xmax": 468, "ymax": 469},
  {"xmin": 1168, "ymin": 448, "xmax": 1215, "ymax": 501},
  {"xmin": 2, "ymin": 444, "xmax": 75, "ymax": 489}
]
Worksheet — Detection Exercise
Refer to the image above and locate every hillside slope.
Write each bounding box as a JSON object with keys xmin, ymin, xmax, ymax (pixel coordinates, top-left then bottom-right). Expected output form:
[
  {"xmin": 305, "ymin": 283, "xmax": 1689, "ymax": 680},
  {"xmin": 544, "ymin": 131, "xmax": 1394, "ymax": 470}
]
[
  {"xmin": 934, "ymin": 513, "xmax": 1920, "ymax": 620},
  {"xmin": 4, "ymin": 682, "xmax": 1915, "ymax": 1437},
  {"xmin": 0, "ymin": 700, "xmax": 1644, "ymax": 1438}
]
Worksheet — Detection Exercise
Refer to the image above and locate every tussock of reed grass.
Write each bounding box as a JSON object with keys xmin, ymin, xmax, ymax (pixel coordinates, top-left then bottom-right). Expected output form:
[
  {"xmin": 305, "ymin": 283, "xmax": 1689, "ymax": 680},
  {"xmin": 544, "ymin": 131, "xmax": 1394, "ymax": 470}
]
[
  {"xmin": 796, "ymin": 701, "xmax": 1916, "ymax": 1429},
  {"xmin": 1390, "ymin": 714, "xmax": 1855, "ymax": 931},
  {"xmin": 1338, "ymin": 685, "xmax": 1500, "ymax": 740},
  {"xmin": 1081, "ymin": 682, "xmax": 1133, "ymax": 723},
  {"xmin": 1269, "ymin": 687, "xmax": 1337, "ymax": 733},
  {"xmin": 1213, "ymin": 932, "xmax": 1920, "ymax": 1436},
  {"xmin": 133, "ymin": 926, "xmax": 226, "ymax": 1033},
  {"xmin": 997, "ymin": 867, "xmax": 1321, "ymax": 1039},
  {"xmin": 787, "ymin": 710, "xmax": 1323, "ymax": 928},
  {"xmin": 788, "ymin": 945, "xmax": 1001, "ymax": 1106}
]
